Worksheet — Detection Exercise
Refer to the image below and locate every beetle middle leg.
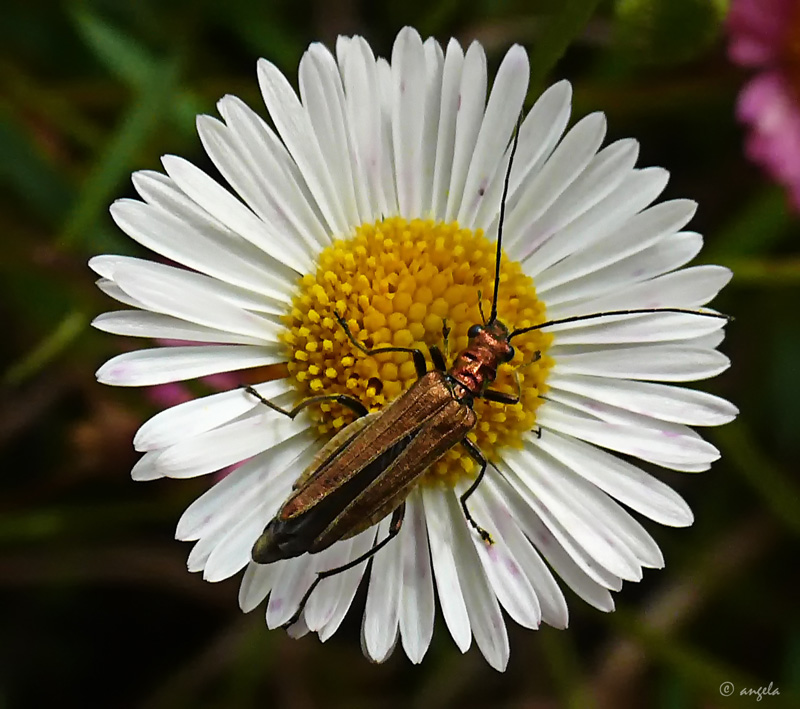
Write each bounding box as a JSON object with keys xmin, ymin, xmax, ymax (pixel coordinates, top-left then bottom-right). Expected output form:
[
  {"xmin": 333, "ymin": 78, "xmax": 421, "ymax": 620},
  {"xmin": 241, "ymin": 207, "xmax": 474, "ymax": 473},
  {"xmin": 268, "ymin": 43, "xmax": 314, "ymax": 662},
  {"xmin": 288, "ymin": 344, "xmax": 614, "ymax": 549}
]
[
  {"xmin": 244, "ymin": 387, "xmax": 368, "ymax": 419},
  {"xmin": 458, "ymin": 438, "xmax": 494, "ymax": 545},
  {"xmin": 481, "ymin": 348, "xmax": 542, "ymax": 405},
  {"xmin": 281, "ymin": 502, "xmax": 406, "ymax": 629}
]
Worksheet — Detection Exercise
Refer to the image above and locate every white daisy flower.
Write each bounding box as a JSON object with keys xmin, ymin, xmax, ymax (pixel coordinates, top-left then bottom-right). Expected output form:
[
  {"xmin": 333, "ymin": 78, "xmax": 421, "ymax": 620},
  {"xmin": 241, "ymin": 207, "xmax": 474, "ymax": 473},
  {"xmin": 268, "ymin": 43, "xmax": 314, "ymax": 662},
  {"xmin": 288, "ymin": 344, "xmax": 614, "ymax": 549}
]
[{"xmin": 92, "ymin": 27, "xmax": 737, "ymax": 671}]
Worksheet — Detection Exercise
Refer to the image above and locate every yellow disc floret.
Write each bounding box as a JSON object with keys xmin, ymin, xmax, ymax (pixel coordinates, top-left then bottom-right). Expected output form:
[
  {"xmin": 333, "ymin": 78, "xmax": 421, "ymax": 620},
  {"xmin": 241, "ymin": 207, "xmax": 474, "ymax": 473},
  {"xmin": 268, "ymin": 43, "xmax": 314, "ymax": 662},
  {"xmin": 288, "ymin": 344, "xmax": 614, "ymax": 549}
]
[{"xmin": 283, "ymin": 217, "xmax": 553, "ymax": 486}]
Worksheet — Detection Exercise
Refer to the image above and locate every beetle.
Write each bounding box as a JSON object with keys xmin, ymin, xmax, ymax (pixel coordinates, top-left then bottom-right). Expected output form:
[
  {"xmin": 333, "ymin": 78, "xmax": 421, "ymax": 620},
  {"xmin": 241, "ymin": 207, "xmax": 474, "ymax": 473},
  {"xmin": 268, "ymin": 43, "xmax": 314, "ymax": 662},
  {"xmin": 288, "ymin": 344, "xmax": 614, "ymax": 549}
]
[{"xmin": 244, "ymin": 126, "xmax": 729, "ymax": 628}]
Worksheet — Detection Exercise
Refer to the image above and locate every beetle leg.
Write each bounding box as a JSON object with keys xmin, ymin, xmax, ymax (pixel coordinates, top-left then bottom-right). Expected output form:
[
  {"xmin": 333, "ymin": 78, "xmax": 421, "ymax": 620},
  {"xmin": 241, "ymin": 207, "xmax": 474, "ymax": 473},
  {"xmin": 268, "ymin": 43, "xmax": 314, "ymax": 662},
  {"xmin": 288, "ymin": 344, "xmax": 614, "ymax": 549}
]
[
  {"xmin": 335, "ymin": 313, "xmax": 427, "ymax": 377},
  {"xmin": 429, "ymin": 345, "xmax": 447, "ymax": 372},
  {"xmin": 441, "ymin": 319, "xmax": 451, "ymax": 358},
  {"xmin": 281, "ymin": 503, "xmax": 406, "ymax": 630},
  {"xmin": 244, "ymin": 387, "xmax": 368, "ymax": 419},
  {"xmin": 459, "ymin": 439, "xmax": 494, "ymax": 545},
  {"xmin": 482, "ymin": 367, "xmax": 522, "ymax": 405},
  {"xmin": 477, "ymin": 292, "xmax": 487, "ymax": 325}
]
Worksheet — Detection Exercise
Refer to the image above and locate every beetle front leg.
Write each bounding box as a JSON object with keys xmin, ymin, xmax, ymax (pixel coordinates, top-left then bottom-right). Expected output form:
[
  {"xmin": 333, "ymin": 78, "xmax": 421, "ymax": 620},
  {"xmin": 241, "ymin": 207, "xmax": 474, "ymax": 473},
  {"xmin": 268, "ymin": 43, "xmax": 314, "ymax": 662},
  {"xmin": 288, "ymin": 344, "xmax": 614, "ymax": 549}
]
[
  {"xmin": 335, "ymin": 313, "xmax": 428, "ymax": 378},
  {"xmin": 244, "ymin": 387, "xmax": 368, "ymax": 419},
  {"xmin": 482, "ymin": 367, "xmax": 522, "ymax": 406},
  {"xmin": 459, "ymin": 439, "xmax": 494, "ymax": 545},
  {"xmin": 281, "ymin": 503, "xmax": 406, "ymax": 630}
]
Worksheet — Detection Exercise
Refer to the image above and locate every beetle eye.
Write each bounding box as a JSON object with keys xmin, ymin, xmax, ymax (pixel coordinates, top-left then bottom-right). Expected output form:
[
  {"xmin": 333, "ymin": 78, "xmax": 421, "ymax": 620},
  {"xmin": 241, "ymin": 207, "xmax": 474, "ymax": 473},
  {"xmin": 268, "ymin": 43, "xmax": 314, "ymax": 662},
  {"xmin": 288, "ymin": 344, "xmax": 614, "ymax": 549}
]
[
  {"xmin": 468, "ymin": 324, "xmax": 482, "ymax": 339},
  {"xmin": 502, "ymin": 345, "xmax": 515, "ymax": 362}
]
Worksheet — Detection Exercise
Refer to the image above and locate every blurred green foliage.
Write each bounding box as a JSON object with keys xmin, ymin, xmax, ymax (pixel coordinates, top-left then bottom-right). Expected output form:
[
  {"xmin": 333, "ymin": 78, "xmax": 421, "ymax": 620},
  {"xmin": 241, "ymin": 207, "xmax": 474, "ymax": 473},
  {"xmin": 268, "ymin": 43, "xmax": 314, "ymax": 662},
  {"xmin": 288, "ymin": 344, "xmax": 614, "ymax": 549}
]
[{"xmin": 0, "ymin": 1, "xmax": 798, "ymax": 708}]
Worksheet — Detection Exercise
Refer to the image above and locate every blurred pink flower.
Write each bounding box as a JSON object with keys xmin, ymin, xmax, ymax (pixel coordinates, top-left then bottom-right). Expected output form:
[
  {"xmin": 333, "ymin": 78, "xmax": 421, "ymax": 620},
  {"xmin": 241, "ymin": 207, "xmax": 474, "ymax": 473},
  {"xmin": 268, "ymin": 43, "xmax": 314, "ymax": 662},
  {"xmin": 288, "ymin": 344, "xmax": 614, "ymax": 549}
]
[{"xmin": 728, "ymin": 0, "xmax": 800, "ymax": 207}]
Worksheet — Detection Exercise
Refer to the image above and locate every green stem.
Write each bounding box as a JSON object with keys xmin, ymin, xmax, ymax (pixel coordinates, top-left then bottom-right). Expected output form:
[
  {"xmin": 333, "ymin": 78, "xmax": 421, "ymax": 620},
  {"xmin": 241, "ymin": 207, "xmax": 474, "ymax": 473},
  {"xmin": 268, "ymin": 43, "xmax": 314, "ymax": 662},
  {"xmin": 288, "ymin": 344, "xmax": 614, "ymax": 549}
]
[
  {"xmin": 719, "ymin": 258, "xmax": 800, "ymax": 286},
  {"xmin": 710, "ymin": 422, "xmax": 800, "ymax": 537},
  {"xmin": 3, "ymin": 310, "xmax": 86, "ymax": 386}
]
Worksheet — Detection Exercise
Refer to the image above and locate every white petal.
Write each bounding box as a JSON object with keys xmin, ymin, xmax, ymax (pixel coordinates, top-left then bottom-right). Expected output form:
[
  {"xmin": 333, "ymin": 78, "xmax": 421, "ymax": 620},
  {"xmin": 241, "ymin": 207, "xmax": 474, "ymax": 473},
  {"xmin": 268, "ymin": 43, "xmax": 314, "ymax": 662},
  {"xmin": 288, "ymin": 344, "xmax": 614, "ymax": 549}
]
[
  {"xmin": 444, "ymin": 41, "xmax": 487, "ymax": 221},
  {"xmin": 304, "ymin": 536, "xmax": 356, "ymax": 631},
  {"xmin": 498, "ymin": 458, "xmax": 623, "ymax": 589},
  {"xmin": 419, "ymin": 38, "xmax": 444, "ymax": 219},
  {"xmin": 528, "ymin": 439, "xmax": 664, "ymax": 568},
  {"xmin": 203, "ymin": 497, "xmax": 274, "ymax": 582},
  {"xmin": 464, "ymin": 483, "xmax": 541, "ymax": 628},
  {"xmin": 470, "ymin": 80, "xmax": 573, "ymax": 232},
  {"xmin": 482, "ymin": 472, "xmax": 569, "ymax": 627},
  {"xmin": 552, "ymin": 341, "xmax": 730, "ymax": 381},
  {"xmin": 537, "ymin": 399, "xmax": 720, "ymax": 468},
  {"xmin": 363, "ymin": 516, "xmax": 403, "ymax": 662},
  {"xmin": 391, "ymin": 27, "xmax": 427, "ymax": 219},
  {"xmin": 338, "ymin": 36, "xmax": 387, "ymax": 220},
  {"xmin": 430, "ymin": 38, "xmax": 464, "ymax": 220},
  {"xmin": 266, "ymin": 556, "xmax": 316, "ymax": 628},
  {"xmin": 546, "ymin": 311, "xmax": 726, "ymax": 345},
  {"xmin": 535, "ymin": 198, "xmax": 695, "ymax": 295},
  {"xmin": 131, "ymin": 450, "xmax": 160, "ymax": 481},
  {"xmin": 300, "ymin": 43, "xmax": 360, "ymax": 227},
  {"xmin": 239, "ymin": 561, "xmax": 278, "ymax": 612},
  {"xmin": 195, "ymin": 115, "xmax": 321, "ymax": 271},
  {"xmin": 176, "ymin": 430, "xmax": 316, "ymax": 540},
  {"xmin": 135, "ymin": 379, "xmax": 292, "ymax": 451},
  {"xmin": 257, "ymin": 57, "xmax": 349, "ymax": 235},
  {"xmin": 398, "ymin": 489, "xmax": 435, "ymax": 664},
  {"xmin": 92, "ymin": 310, "xmax": 266, "ymax": 346},
  {"xmin": 502, "ymin": 445, "xmax": 643, "ymax": 581},
  {"xmin": 542, "ymin": 230, "xmax": 704, "ymax": 307},
  {"xmin": 129, "ymin": 169, "xmax": 298, "ymax": 294},
  {"xmin": 155, "ymin": 410, "xmax": 308, "ymax": 479},
  {"xmin": 110, "ymin": 196, "xmax": 291, "ymax": 301},
  {"xmin": 506, "ymin": 80, "xmax": 573, "ymax": 203},
  {"xmin": 504, "ymin": 137, "xmax": 638, "ymax": 256},
  {"xmin": 95, "ymin": 278, "xmax": 146, "ymax": 309},
  {"xmin": 533, "ymin": 429, "xmax": 694, "ymax": 526},
  {"xmin": 160, "ymin": 153, "xmax": 312, "ymax": 273},
  {"xmin": 96, "ymin": 345, "xmax": 282, "ymax": 386},
  {"xmin": 493, "ymin": 468, "xmax": 615, "ymax": 611},
  {"xmin": 548, "ymin": 373, "xmax": 738, "ymax": 426},
  {"xmin": 214, "ymin": 96, "xmax": 331, "ymax": 251},
  {"xmin": 545, "ymin": 386, "xmax": 718, "ymax": 442},
  {"xmin": 303, "ymin": 539, "xmax": 361, "ymax": 632},
  {"xmin": 375, "ymin": 56, "xmax": 400, "ymax": 216},
  {"xmin": 556, "ymin": 265, "xmax": 732, "ymax": 319},
  {"xmin": 520, "ymin": 168, "xmax": 671, "ymax": 273},
  {"xmin": 458, "ymin": 44, "xmax": 529, "ymax": 227},
  {"xmin": 318, "ymin": 527, "xmax": 378, "ymax": 641},
  {"xmin": 505, "ymin": 112, "xmax": 606, "ymax": 256},
  {"xmin": 444, "ymin": 491, "xmax": 509, "ymax": 671},
  {"xmin": 422, "ymin": 486, "xmax": 471, "ymax": 652},
  {"xmin": 108, "ymin": 261, "xmax": 282, "ymax": 343}
]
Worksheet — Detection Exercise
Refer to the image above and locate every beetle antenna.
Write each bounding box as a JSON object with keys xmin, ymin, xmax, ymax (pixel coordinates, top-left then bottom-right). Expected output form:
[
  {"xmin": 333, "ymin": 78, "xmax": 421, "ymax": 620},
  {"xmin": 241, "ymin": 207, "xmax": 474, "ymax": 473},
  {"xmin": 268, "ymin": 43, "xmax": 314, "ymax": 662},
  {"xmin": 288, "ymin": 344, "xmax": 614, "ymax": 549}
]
[
  {"xmin": 489, "ymin": 116, "xmax": 522, "ymax": 325},
  {"xmin": 508, "ymin": 308, "xmax": 732, "ymax": 341}
]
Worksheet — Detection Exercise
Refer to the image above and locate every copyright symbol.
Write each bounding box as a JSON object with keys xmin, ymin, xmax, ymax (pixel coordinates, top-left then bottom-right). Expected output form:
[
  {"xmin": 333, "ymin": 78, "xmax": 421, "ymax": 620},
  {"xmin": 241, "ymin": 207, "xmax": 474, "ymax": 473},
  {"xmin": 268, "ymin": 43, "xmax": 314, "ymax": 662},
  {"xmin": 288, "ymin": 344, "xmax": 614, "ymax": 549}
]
[{"xmin": 720, "ymin": 682, "xmax": 734, "ymax": 697}]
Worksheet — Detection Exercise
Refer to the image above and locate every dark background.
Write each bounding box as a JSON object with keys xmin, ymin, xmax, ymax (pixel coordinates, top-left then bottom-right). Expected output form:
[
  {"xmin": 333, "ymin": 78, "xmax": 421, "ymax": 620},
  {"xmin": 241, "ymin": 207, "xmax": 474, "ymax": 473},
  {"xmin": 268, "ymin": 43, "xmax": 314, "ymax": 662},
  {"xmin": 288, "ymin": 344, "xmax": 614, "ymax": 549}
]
[{"xmin": 1, "ymin": 0, "xmax": 798, "ymax": 707}]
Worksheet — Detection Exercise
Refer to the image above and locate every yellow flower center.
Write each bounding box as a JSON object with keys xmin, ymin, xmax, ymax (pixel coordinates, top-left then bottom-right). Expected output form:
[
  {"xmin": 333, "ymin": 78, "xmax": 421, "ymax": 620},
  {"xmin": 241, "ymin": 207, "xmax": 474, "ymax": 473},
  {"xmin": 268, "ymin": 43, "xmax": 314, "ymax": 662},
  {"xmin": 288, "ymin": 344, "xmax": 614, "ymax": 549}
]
[{"xmin": 282, "ymin": 217, "xmax": 553, "ymax": 486}]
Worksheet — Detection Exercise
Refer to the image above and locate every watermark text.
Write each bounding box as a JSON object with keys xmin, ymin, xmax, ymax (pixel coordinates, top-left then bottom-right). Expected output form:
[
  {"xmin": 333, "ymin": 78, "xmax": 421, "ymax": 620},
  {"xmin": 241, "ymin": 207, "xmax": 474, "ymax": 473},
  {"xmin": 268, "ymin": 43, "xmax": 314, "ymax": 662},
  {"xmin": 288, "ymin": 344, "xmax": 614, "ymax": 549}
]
[{"xmin": 720, "ymin": 681, "xmax": 780, "ymax": 701}]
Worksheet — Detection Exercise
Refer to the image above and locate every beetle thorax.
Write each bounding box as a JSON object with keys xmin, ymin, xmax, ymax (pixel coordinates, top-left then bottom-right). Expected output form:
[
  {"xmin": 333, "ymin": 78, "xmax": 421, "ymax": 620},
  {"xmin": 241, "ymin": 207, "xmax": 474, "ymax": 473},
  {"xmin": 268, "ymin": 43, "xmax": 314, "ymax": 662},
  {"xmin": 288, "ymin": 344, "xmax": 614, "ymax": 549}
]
[{"xmin": 450, "ymin": 321, "xmax": 513, "ymax": 397}]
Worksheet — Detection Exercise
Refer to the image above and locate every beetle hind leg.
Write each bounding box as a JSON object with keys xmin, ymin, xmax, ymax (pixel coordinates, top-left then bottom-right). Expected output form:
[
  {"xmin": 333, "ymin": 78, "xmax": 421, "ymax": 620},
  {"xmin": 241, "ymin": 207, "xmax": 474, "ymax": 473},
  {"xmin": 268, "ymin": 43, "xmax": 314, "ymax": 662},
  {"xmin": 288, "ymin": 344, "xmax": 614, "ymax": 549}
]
[{"xmin": 280, "ymin": 503, "xmax": 407, "ymax": 630}]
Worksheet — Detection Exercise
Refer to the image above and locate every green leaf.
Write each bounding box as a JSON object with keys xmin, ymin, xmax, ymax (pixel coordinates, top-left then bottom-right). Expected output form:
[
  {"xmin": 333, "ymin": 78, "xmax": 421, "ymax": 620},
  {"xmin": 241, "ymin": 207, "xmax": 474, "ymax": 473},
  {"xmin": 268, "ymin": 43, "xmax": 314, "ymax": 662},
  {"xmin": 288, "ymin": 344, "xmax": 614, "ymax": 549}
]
[
  {"xmin": 528, "ymin": 0, "xmax": 604, "ymax": 92},
  {"xmin": 58, "ymin": 56, "xmax": 180, "ymax": 251},
  {"xmin": 70, "ymin": 7, "xmax": 156, "ymax": 89}
]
